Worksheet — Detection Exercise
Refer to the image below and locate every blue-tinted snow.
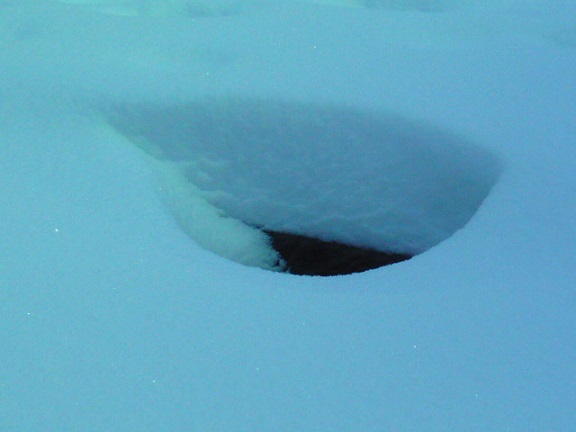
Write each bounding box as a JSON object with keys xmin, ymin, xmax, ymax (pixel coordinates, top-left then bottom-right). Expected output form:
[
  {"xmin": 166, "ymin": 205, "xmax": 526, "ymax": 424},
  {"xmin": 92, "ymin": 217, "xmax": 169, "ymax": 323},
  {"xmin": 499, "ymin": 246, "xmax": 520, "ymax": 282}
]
[{"xmin": 1, "ymin": 1, "xmax": 575, "ymax": 431}]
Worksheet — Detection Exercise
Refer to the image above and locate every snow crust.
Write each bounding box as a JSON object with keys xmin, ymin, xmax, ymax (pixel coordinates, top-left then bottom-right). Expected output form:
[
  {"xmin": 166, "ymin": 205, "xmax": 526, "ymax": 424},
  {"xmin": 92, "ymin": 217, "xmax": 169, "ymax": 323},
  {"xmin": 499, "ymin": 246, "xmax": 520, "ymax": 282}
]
[{"xmin": 1, "ymin": 1, "xmax": 575, "ymax": 431}]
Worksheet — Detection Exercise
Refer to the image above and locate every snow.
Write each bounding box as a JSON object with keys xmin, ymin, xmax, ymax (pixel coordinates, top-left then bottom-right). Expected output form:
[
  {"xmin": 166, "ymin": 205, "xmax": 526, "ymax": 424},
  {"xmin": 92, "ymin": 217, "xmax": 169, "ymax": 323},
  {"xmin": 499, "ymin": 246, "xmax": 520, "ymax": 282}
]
[
  {"xmin": 107, "ymin": 98, "xmax": 502, "ymax": 265},
  {"xmin": 1, "ymin": 1, "xmax": 575, "ymax": 431}
]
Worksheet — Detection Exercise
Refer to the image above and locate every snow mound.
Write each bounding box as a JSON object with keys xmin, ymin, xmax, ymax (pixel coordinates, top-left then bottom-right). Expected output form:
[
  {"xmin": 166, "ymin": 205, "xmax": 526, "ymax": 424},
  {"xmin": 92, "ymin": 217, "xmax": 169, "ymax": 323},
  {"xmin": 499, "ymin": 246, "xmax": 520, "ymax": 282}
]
[{"xmin": 108, "ymin": 97, "xmax": 502, "ymax": 270}]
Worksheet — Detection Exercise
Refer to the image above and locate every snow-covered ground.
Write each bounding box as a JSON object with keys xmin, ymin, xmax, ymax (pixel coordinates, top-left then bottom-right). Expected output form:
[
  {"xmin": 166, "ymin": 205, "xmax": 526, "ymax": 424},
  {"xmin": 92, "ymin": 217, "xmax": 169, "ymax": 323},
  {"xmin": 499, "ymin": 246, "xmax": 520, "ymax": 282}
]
[{"xmin": 1, "ymin": 1, "xmax": 575, "ymax": 431}]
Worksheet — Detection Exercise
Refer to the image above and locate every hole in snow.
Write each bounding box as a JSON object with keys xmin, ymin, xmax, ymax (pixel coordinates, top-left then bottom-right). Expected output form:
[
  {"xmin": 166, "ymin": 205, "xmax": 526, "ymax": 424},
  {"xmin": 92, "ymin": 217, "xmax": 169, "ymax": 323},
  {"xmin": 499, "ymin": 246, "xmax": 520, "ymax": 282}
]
[
  {"xmin": 264, "ymin": 230, "xmax": 412, "ymax": 276},
  {"xmin": 107, "ymin": 98, "xmax": 501, "ymax": 276}
]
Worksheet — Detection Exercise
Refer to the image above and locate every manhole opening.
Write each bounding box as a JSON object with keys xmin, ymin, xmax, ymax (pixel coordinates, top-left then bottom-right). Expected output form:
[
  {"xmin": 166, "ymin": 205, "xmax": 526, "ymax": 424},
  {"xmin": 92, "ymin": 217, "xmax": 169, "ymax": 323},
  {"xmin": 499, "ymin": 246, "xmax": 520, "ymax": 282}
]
[{"xmin": 107, "ymin": 97, "xmax": 501, "ymax": 276}]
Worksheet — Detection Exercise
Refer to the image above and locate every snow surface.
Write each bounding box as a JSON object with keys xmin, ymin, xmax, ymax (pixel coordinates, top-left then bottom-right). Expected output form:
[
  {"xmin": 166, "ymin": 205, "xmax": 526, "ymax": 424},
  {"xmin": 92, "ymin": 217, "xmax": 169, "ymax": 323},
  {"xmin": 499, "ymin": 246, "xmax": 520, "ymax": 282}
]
[{"xmin": 1, "ymin": 1, "xmax": 575, "ymax": 431}]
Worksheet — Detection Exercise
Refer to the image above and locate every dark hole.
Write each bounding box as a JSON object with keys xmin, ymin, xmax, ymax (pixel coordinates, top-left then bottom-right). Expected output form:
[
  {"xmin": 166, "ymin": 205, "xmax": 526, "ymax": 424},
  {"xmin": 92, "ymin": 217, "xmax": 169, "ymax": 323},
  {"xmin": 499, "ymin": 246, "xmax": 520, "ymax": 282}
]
[{"xmin": 264, "ymin": 230, "xmax": 412, "ymax": 276}]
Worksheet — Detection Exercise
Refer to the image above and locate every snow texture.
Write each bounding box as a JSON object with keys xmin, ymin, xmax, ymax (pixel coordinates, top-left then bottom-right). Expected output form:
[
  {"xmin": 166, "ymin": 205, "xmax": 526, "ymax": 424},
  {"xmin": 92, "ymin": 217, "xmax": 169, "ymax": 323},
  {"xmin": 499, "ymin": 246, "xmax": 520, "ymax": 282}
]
[{"xmin": 1, "ymin": 1, "xmax": 575, "ymax": 431}]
